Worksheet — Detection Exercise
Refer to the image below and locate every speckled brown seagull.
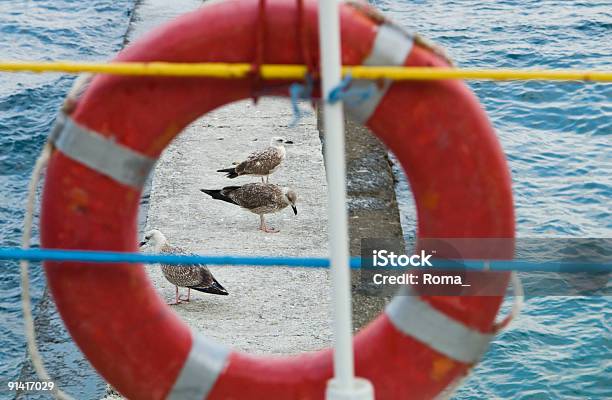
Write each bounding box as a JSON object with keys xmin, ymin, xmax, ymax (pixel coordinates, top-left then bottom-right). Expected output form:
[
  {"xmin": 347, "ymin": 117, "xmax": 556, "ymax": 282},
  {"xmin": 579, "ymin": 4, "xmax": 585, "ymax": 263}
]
[
  {"xmin": 216, "ymin": 136, "xmax": 292, "ymax": 183},
  {"xmin": 139, "ymin": 229, "xmax": 228, "ymax": 305},
  {"xmin": 201, "ymin": 183, "xmax": 298, "ymax": 233}
]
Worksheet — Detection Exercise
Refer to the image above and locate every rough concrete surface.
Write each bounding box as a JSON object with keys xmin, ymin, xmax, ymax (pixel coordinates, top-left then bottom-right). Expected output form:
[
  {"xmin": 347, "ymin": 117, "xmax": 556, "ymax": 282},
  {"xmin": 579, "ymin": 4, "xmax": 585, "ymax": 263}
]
[
  {"xmin": 318, "ymin": 109, "xmax": 406, "ymax": 330},
  {"xmin": 345, "ymin": 117, "xmax": 405, "ymax": 330},
  {"xmin": 144, "ymin": 99, "xmax": 332, "ymax": 355}
]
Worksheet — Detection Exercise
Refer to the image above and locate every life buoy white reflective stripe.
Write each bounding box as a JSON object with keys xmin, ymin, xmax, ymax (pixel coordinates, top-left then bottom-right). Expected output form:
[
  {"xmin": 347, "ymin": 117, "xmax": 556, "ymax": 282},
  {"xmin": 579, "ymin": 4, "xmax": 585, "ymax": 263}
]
[
  {"xmin": 344, "ymin": 23, "xmax": 414, "ymax": 124},
  {"xmin": 166, "ymin": 334, "xmax": 230, "ymax": 400},
  {"xmin": 49, "ymin": 115, "xmax": 155, "ymax": 188},
  {"xmin": 385, "ymin": 289, "xmax": 494, "ymax": 364}
]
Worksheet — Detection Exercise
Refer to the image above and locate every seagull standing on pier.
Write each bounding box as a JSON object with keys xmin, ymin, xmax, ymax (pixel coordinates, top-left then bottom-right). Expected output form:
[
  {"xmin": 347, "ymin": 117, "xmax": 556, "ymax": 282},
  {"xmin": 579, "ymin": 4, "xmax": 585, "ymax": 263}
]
[
  {"xmin": 216, "ymin": 136, "xmax": 292, "ymax": 183},
  {"xmin": 201, "ymin": 183, "xmax": 298, "ymax": 233},
  {"xmin": 139, "ymin": 229, "xmax": 228, "ymax": 305}
]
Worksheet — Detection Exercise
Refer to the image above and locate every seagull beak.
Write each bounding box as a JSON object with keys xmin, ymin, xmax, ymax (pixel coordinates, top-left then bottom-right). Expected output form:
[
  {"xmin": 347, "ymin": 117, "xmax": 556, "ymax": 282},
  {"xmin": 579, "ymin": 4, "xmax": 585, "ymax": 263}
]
[
  {"xmin": 291, "ymin": 205, "xmax": 298, "ymax": 215},
  {"xmin": 284, "ymin": 140, "xmax": 294, "ymax": 144},
  {"xmin": 139, "ymin": 241, "xmax": 147, "ymax": 248}
]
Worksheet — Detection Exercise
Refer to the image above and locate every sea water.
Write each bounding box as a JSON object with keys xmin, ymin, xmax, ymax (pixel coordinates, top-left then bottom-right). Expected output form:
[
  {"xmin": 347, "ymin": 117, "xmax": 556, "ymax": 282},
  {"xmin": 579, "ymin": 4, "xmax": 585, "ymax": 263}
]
[{"xmin": 379, "ymin": 0, "xmax": 611, "ymax": 398}]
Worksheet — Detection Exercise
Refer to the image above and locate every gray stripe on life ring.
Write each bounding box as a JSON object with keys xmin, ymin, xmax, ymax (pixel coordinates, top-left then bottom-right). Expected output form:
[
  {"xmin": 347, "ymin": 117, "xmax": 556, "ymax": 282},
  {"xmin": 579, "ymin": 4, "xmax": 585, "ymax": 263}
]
[
  {"xmin": 345, "ymin": 23, "xmax": 414, "ymax": 124},
  {"xmin": 166, "ymin": 333, "xmax": 230, "ymax": 400},
  {"xmin": 385, "ymin": 289, "xmax": 494, "ymax": 364},
  {"xmin": 49, "ymin": 115, "xmax": 156, "ymax": 189}
]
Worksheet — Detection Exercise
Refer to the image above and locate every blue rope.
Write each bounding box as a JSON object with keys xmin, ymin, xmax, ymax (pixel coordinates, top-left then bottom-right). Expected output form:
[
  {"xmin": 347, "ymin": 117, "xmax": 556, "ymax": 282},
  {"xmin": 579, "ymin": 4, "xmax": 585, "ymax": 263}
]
[
  {"xmin": 288, "ymin": 73, "xmax": 314, "ymax": 127},
  {"xmin": 0, "ymin": 248, "xmax": 609, "ymax": 272},
  {"xmin": 1, "ymin": 248, "xmax": 355, "ymax": 268},
  {"xmin": 288, "ymin": 74, "xmax": 377, "ymax": 127},
  {"xmin": 327, "ymin": 74, "xmax": 376, "ymax": 105}
]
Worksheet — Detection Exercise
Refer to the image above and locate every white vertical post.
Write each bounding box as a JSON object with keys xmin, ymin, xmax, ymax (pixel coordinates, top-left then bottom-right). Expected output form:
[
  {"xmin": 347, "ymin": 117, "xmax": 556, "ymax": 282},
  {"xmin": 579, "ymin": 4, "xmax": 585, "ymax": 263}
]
[{"xmin": 317, "ymin": 0, "xmax": 373, "ymax": 399}]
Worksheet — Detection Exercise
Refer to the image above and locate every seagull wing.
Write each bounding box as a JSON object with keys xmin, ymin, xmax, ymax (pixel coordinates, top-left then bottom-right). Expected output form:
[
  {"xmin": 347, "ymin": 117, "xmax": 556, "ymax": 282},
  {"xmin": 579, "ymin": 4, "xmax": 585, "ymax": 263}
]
[
  {"xmin": 161, "ymin": 246, "xmax": 228, "ymax": 295},
  {"xmin": 227, "ymin": 183, "xmax": 283, "ymax": 210},
  {"xmin": 159, "ymin": 245, "xmax": 208, "ymax": 287},
  {"xmin": 236, "ymin": 146, "xmax": 283, "ymax": 176}
]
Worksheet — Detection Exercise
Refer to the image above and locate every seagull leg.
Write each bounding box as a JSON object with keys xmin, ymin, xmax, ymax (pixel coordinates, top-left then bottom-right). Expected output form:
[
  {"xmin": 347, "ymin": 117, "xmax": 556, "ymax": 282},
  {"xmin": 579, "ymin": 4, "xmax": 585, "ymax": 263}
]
[
  {"xmin": 261, "ymin": 176, "xmax": 265, "ymax": 183},
  {"xmin": 168, "ymin": 286, "xmax": 182, "ymax": 305},
  {"xmin": 259, "ymin": 215, "xmax": 279, "ymax": 233},
  {"xmin": 179, "ymin": 288, "xmax": 191, "ymax": 303},
  {"xmin": 266, "ymin": 175, "xmax": 269, "ymax": 183}
]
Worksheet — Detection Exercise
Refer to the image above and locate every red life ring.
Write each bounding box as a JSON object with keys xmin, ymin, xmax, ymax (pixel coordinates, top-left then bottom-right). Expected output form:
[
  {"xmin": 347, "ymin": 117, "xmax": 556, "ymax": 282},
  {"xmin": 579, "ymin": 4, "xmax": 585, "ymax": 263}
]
[{"xmin": 41, "ymin": 0, "xmax": 514, "ymax": 398}]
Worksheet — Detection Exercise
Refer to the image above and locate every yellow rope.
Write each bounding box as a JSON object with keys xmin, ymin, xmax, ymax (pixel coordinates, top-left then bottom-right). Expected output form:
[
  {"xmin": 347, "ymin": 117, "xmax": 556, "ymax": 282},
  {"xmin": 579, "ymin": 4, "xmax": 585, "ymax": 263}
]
[
  {"xmin": 0, "ymin": 61, "xmax": 611, "ymax": 81},
  {"xmin": 346, "ymin": 66, "xmax": 612, "ymax": 82}
]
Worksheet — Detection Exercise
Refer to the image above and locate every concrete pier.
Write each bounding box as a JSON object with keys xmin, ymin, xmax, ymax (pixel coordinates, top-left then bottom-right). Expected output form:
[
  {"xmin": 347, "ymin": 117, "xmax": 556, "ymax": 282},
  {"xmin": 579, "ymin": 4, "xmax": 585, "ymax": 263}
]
[
  {"xmin": 143, "ymin": 99, "xmax": 332, "ymax": 354},
  {"xmin": 140, "ymin": 102, "xmax": 407, "ymax": 354},
  {"xmin": 318, "ymin": 111, "xmax": 405, "ymax": 330}
]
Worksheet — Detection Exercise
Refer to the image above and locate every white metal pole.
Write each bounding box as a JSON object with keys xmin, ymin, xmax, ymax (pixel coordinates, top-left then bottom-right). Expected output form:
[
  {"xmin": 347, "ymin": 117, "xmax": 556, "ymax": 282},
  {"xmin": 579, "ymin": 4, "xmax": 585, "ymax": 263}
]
[{"xmin": 317, "ymin": 1, "xmax": 373, "ymax": 399}]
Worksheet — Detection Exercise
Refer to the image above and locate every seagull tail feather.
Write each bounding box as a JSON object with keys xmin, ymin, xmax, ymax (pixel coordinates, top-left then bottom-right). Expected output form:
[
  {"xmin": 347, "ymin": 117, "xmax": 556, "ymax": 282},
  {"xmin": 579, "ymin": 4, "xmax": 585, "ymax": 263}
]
[
  {"xmin": 190, "ymin": 278, "xmax": 229, "ymax": 296},
  {"xmin": 216, "ymin": 167, "xmax": 239, "ymax": 178},
  {"xmin": 200, "ymin": 188, "xmax": 238, "ymax": 205}
]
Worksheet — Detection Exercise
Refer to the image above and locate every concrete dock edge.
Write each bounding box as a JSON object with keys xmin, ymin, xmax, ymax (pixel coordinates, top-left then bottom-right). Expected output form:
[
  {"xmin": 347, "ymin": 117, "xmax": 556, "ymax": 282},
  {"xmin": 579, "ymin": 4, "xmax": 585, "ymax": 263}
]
[{"xmin": 318, "ymin": 108, "xmax": 405, "ymax": 330}]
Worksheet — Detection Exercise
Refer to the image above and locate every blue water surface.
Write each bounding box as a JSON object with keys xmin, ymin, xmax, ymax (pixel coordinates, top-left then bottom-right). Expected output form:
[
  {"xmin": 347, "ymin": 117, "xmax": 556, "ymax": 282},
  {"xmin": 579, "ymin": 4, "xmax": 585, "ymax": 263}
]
[
  {"xmin": 0, "ymin": 0, "xmax": 135, "ymax": 391},
  {"xmin": 377, "ymin": 0, "xmax": 611, "ymax": 398},
  {"xmin": 0, "ymin": 0, "xmax": 610, "ymax": 399}
]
